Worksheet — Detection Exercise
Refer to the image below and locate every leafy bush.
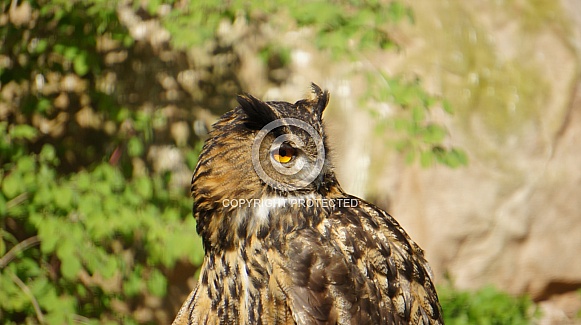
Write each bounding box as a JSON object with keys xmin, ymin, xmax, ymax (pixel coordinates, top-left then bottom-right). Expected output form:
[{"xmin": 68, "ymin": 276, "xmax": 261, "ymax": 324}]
[
  {"xmin": 0, "ymin": 123, "xmax": 202, "ymax": 324},
  {"xmin": 439, "ymin": 284, "xmax": 538, "ymax": 325},
  {"xmin": 0, "ymin": 0, "xmax": 136, "ymax": 170},
  {"xmin": 1, "ymin": 1, "xmax": 204, "ymax": 323}
]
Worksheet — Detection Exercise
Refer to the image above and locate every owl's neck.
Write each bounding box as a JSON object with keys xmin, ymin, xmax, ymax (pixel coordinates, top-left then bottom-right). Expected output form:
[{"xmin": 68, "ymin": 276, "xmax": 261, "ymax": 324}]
[{"xmin": 194, "ymin": 176, "xmax": 345, "ymax": 253}]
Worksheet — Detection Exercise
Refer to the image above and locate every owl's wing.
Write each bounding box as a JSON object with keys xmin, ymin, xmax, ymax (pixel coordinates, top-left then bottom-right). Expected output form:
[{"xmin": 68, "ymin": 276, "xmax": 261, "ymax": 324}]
[
  {"xmin": 270, "ymin": 198, "xmax": 442, "ymax": 325},
  {"xmin": 327, "ymin": 198, "xmax": 443, "ymax": 324},
  {"xmin": 269, "ymin": 227, "xmax": 387, "ymax": 325}
]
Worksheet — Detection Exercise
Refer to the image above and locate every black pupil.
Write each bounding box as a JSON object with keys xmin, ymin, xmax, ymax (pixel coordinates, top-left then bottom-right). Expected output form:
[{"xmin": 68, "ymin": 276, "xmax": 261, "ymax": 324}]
[{"xmin": 279, "ymin": 148, "xmax": 288, "ymax": 157}]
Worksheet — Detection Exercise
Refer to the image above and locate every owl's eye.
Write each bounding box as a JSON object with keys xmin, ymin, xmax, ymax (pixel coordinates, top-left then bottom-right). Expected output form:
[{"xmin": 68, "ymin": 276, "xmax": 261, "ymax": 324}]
[{"xmin": 272, "ymin": 143, "xmax": 296, "ymax": 164}]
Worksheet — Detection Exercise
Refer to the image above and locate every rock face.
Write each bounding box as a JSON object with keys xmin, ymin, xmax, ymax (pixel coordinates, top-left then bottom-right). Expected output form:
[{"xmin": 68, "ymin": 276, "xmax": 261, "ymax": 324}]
[
  {"xmin": 376, "ymin": 0, "xmax": 581, "ymax": 301},
  {"xmin": 274, "ymin": 0, "xmax": 581, "ymax": 315}
]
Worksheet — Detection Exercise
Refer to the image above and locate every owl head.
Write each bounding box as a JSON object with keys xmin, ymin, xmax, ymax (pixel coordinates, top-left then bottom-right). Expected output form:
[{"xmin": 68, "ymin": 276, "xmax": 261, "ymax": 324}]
[
  {"xmin": 239, "ymin": 84, "xmax": 332, "ymax": 192},
  {"xmin": 192, "ymin": 84, "xmax": 339, "ymax": 203},
  {"xmin": 192, "ymin": 83, "xmax": 345, "ymax": 250}
]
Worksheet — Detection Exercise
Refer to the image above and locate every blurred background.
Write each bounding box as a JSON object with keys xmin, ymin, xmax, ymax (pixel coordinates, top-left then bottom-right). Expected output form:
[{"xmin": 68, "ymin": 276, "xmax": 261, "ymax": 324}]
[{"xmin": 1, "ymin": 0, "xmax": 580, "ymax": 324}]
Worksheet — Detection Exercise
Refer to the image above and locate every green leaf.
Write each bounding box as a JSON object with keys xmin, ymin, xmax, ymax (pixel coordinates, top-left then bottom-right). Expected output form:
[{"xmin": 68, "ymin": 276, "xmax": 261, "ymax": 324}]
[
  {"xmin": 134, "ymin": 176, "xmax": 153, "ymax": 200},
  {"xmin": 39, "ymin": 144, "xmax": 58, "ymax": 165},
  {"xmin": 423, "ymin": 124, "xmax": 447, "ymax": 144},
  {"xmin": 442, "ymin": 100, "xmax": 454, "ymax": 114},
  {"xmin": 9, "ymin": 125, "xmax": 37, "ymax": 140},
  {"xmin": 75, "ymin": 171, "xmax": 92, "ymax": 191},
  {"xmin": 63, "ymin": 46, "xmax": 79, "ymax": 60},
  {"xmin": 33, "ymin": 185, "xmax": 53, "ymax": 207},
  {"xmin": 124, "ymin": 268, "xmax": 144, "ymax": 297},
  {"xmin": 387, "ymin": 2, "xmax": 412, "ymax": 22},
  {"xmin": 54, "ymin": 185, "xmax": 74, "ymax": 210},
  {"xmin": 100, "ymin": 255, "xmax": 118, "ymax": 279},
  {"xmin": 0, "ymin": 271, "xmax": 29, "ymax": 311},
  {"xmin": 147, "ymin": 269, "xmax": 167, "ymax": 297},
  {"xmin": 36, "ymin": 98, "xmax": 52, "ymax": 112},
  {"xmin": 44, "ymin": 295, "xmax": 76, "ymax": 324},
  {"xmin": 2, "ymin": 174, "xmax": 22, "ymax": 199},
  {"xmin": 127, "ymin": 137, "xmax": 144, "ymax": 157},
  {"xmin": 446, "ymin": 148, "xmax": 469, "ymax": 168},
  {"xmin": 38, "ymin": 287, "xmax": 61, "ymax": 313},
  {"xmin": 37, "ymin": 217, "xmax": 59, "ymax": 254},
  {"xmin": 73, "ymin": 52, "xmax": 89, "ymax": 76},
  {"xmin": 420, "ymin": 150, "xmax": 434, "ymax": 168},
  {"xmin": 61, "ymin": 253, "xmax": 82, "ymax": 280},
  {"xmin": 439, "ymin": 284, "xmax": 535, "ymax": 324},
  {"xmin": 30, "ymin": 38, "xmax": 49, "ymax": 54},
  {"xmin": 18, "ymin": 257, "xmax": 42, "ymax": 277},
  {"xmin": 16, "ymin": 156, "xmax": 36, "ymax": 174},
  {"xmin": 57, "ymin": 241, "xmax": 81, "ymax": 280},
  {"xmin": 411, "ymin": 106, "xmax": 425, "ymax": 123}
]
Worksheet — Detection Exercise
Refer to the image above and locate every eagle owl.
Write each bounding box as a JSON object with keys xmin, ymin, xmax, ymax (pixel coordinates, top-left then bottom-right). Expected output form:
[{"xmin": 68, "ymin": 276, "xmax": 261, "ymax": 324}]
[{"xmin": 173, "ymin": 84, "xmax": 443, "ymax": 324}]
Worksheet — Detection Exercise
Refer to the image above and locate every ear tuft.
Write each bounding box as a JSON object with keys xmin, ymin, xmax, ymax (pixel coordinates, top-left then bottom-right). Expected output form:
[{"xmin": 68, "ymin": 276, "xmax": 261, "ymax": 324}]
[
  {"xmin": 237, "ymin": 94, "xmax": 278, "ymax": 130},
  {"xmin": 311, "ymin": 83, "xmax": 330, "ymax": 117}
]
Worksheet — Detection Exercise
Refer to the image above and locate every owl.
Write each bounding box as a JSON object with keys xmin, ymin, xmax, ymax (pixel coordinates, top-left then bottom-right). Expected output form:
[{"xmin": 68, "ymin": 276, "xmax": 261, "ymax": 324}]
[{"xmin": 173, "ymin": 84, "xmax": 443, "ymax": 325}]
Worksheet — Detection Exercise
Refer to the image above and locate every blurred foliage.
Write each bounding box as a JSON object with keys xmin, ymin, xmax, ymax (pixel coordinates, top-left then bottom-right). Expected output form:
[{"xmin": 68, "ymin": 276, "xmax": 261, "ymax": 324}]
[
  {"xmin": 1, "ymin": 0, "xmax": 202, "ymax": 323},
  {"xmin": 0, "ymin": 124, "xmax": 202, "ymax": 323},
  {"xmin": 0, "ymin": 0, "xmax": 133, "ymax": 170},
  {"xmin": 159, "ymin": 0, "xmax": 411, "ymax": 54},
  {"xmin": 153, "ymin": 0, "xmax": 465, "ymax": 168},
  {"xmin": 367, "ymin": 73, "xmax": 468, "ymax": 168},
  {"xmin": 439, "ymin": 284, "xmax": 539, "ymax": 324},
  {"xmin": 0, "ymin": 0, "xmax": 472, "ymax": 323}
]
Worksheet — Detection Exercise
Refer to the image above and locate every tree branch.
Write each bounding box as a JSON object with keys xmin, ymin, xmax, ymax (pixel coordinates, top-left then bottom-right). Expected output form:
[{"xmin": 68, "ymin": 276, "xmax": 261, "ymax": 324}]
[
  {"xmin": 0, "ymin": 235, "xmax": 40, "ymax": 269},
  {"xmin": 9, "ymin": 271, "xmax": 45, "ymax": 324}
]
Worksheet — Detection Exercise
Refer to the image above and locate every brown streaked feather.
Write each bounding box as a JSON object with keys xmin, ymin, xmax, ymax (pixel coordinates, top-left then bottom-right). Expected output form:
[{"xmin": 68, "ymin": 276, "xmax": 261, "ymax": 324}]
[
  {"xmin": 269, "ymin": 228, "xmax": 380, "ymax": 324},
  {"xmin": 323, "ymin": 197, "xmax": 443, "ymax": 324}
]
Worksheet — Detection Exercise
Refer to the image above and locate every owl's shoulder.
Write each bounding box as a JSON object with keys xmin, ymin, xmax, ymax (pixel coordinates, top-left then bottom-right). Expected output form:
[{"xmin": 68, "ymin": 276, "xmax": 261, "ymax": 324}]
[
  {"xmin": 270, "ymin": 225, "xmax": 382, "ymax": 324},
  {"xmin": 324, "ymin": 196, "xmax": 443, "ymax": 323},
  {"xmin": 273, "ymin": 196, "xmax": 442, "ymax": 324}
]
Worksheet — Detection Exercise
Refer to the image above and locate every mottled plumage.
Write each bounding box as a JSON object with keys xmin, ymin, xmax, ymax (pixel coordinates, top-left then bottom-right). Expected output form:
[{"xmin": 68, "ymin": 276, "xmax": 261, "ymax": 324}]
[{"xmin": 173, "ymin": 84, "xmax": 443, "ymax": 325}]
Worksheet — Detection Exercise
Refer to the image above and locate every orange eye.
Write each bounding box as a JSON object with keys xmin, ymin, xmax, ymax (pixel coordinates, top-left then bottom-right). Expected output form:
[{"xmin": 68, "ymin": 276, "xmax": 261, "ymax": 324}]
[{"xmin": 272, "ymin": 143, "xmax": 296, "ymax": 164}]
